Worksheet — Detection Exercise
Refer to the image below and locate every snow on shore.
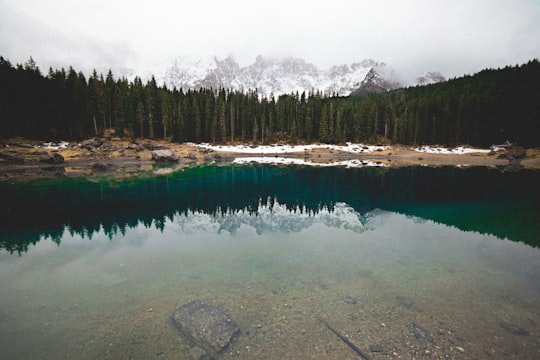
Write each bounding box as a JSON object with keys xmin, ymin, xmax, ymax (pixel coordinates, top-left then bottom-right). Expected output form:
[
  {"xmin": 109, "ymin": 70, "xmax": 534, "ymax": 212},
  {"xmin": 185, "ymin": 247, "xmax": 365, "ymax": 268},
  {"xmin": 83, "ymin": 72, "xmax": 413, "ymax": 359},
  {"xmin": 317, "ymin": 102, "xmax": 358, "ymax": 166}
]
[
  {"xmin": 194, "ymin": 142, "xmax": 390, "ymax": 154},
  {"xmin": 413, "ymin": 145, "xmax": 499, "ymax": 154},
  {"xmin": 42, "ymin": 141, "xmax": 69, "ymax": 150},
  {"xmin": 195, "ymin": 142, "xmax": 498, "ymax": 156},
  {"xmin": 233, "ymin": 157, "xmax": 387, "ymax": 168}
]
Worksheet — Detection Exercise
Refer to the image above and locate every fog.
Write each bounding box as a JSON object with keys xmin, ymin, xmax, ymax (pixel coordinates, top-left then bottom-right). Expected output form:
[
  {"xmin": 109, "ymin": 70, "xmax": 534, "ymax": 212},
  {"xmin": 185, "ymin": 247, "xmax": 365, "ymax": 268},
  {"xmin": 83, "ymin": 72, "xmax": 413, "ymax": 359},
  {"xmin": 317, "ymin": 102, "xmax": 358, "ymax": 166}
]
[{"xmin": 1, "ymin": 0, "xmax": 539, "ymax": 83}]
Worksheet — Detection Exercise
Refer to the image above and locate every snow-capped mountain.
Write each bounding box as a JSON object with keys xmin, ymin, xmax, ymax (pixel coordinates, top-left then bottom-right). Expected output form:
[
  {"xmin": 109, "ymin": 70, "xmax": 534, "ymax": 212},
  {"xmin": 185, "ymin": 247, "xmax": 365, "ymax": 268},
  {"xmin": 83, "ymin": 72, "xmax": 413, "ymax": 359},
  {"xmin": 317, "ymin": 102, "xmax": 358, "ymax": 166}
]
[
  {"xmin": 157, "ymin": 55, "xmax": 443, "ymax": 97},
  {"xmin": 349, "ymin": 67, "xmax": 402, "ymax": 96}
]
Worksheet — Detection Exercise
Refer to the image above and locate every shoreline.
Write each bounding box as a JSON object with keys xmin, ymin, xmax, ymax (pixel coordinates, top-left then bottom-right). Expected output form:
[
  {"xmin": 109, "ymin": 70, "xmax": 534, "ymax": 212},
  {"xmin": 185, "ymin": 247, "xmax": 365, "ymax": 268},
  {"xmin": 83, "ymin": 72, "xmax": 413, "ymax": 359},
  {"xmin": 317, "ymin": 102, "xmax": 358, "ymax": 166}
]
[{"xmin": 1, "ymin": 138, "xmax": 539, "ymax": 180}]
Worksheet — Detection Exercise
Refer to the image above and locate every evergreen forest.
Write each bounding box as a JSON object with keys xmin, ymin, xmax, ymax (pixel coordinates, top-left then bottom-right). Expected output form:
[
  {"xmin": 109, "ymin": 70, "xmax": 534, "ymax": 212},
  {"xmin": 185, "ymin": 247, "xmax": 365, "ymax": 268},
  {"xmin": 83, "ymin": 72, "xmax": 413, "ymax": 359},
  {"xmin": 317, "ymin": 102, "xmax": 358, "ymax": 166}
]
[{"xmin": 1, "ymin": 56, "xmax": 539, "ymax": 148}]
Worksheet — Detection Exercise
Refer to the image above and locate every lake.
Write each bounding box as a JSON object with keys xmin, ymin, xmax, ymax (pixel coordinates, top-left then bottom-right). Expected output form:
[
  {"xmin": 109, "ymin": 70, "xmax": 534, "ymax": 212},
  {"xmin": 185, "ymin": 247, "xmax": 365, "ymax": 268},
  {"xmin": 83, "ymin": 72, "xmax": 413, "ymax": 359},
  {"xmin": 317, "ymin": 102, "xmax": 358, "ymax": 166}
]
[{"xmin": 0, "ymin": 164, "xmax": 539, "ymax": 359}]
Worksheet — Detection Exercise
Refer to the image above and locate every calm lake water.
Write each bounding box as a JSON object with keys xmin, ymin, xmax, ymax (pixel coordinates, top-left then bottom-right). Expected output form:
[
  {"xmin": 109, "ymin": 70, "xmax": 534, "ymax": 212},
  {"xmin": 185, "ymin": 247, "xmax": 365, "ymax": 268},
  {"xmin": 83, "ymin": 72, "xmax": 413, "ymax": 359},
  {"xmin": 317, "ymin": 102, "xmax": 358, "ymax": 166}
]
[{"xmin": 0, "ymin": 165, "xmax": 539, "ymax": 359}]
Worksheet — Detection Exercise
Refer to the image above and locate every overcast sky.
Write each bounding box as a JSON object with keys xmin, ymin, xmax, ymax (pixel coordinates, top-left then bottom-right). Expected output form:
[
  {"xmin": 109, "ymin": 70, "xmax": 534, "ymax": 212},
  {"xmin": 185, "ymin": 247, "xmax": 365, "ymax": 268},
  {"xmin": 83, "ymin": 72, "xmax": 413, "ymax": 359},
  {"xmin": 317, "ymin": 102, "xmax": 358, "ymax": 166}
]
[{"xmin": 1, "ymin": 0, "xmax": 539, "ymax": 83}]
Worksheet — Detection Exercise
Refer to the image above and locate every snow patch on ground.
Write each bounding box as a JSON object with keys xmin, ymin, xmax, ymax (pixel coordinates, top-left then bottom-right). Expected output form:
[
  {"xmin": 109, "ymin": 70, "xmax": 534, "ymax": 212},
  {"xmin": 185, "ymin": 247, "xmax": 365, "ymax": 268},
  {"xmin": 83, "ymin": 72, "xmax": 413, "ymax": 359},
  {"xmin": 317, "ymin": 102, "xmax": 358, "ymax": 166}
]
[
  {"xmin": 413, "ymin": 146, "xmax": 494, "ymax": 155},
  {"xmin": 42, "ymin": 141, "xmax": 69, "ymax": 150}
]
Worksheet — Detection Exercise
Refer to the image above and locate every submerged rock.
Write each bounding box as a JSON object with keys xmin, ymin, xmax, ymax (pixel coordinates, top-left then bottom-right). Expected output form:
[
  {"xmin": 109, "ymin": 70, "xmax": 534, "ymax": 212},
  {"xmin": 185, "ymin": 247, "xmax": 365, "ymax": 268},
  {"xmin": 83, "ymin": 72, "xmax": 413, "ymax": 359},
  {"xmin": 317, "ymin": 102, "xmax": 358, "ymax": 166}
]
[
  {"xmin": 396, "ymin": 295, "xmax": 423, "ymax": 312},
  {"xmin": 92, "ymin": 162, "xmax": 110, "ymax": 171},
  {"xmin": 319, "ymin": 282, "xmax": 331, "ymax": 290},
  {"xmin": 172, "ymin": 300, "xmax": 240, "ymax": 359},
  {"xmin": 410, "ymin": 322, "xmax": 434, "ymax": 343},
  {"xmin": 188, "ymin": 346, "xmax": 208, "ymax": 360},
  {"xmin": 500, "ymin": 321, "xmax": 529, "ymax": 336}
]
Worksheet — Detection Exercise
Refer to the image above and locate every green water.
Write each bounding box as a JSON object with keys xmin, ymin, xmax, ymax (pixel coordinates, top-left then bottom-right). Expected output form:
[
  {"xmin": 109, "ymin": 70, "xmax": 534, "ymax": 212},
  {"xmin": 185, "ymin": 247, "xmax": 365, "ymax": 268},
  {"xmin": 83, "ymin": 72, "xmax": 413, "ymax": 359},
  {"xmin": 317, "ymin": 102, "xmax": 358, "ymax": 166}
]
[{"xmin": 0, "ymin": 165, "xmax": 539, "ymax": 359}]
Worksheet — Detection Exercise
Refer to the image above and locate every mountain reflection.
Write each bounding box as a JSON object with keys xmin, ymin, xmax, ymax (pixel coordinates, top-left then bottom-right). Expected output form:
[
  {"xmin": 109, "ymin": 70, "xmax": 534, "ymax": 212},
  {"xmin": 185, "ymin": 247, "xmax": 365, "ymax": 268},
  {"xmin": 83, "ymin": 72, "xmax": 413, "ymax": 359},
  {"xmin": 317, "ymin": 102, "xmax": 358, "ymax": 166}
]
[
  {"xmin": 173, "ymin": 199, "xmax": 369, "ymax": 235},
  {"xmin": 1, "ymin": 165, "xmax": 538, "ymax": 253}
]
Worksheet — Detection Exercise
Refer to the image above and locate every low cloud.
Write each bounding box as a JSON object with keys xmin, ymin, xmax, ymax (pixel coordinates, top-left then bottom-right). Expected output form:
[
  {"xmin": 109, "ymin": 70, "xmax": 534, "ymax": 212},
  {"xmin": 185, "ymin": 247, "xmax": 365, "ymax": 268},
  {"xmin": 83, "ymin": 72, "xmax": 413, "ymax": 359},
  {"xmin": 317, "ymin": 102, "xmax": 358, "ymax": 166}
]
[{"xmin": 1, "ymin": 0, "xmax": 539, "ymax": 81}]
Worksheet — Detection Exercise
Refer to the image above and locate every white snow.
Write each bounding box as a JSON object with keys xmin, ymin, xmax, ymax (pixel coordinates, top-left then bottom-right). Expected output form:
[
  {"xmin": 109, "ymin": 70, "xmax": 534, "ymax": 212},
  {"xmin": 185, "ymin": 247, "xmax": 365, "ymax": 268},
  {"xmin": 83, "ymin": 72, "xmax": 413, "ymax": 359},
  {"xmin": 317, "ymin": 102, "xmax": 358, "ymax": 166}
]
[
  {"xmin": 194, "ymin": 142, "xmax": 390, "ymax": 154},
  {"xmin": 42, "ymin": 141, "xmax": 69, "ymax": 150},
  {"xmin": 194, "ymin": 142, "xmax": 503, "ymax": 166},
  {"xmin": 413, "ymin": 146, "xmax": 493, "ymax": 155}
]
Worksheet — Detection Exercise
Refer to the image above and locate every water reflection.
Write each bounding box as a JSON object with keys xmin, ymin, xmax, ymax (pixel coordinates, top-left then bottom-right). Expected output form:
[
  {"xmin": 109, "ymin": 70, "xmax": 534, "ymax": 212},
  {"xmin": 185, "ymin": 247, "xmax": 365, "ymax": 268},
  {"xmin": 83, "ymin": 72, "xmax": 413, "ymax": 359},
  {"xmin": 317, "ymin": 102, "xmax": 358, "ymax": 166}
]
[
  {"xmin": 173, "ymin": 200, "xmax": 369, "ymax": 235},
  {"xmin": 1, "ymin": 165, "xmax": 539, "ymax": 254},
  {"xmin": 1, "ymin": 165, "xmax": 540, "ymax": 359},
  {"xmin": 0, "ymin": 203, "xmax": 538, "ymax": 359}
]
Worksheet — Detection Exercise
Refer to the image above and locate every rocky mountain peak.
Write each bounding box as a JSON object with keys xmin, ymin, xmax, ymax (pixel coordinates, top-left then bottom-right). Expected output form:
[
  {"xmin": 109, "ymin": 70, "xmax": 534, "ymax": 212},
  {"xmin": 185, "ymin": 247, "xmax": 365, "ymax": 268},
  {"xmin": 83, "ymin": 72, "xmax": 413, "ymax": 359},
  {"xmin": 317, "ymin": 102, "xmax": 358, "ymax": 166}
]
[
  {"xmin": 416, "ymin": 71, "xmax": 446, "ymax": 85},
  {"xmin": 157, "ymin": 55, "xmax": 443, "ymax": 97}
]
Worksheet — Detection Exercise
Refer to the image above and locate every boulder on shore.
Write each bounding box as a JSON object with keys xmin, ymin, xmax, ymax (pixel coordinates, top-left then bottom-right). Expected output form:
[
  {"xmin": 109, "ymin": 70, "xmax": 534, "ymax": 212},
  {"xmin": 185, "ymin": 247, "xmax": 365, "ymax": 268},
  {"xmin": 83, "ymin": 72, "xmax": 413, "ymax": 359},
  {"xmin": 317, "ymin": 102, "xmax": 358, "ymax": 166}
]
[
  {"xmin": 172, "ymin": 300, "xmax": 240, "ymax": 359},
  {"xmin": 498, "ymin": 145, "xmax": 526, "ymax": 160},
  {"xmin": 39, "ymin": 152, "xmax": 64, "ymax": 164},
  {"xmin": 80, "ymin": 138, "xmax": 103, "ymax": 150},
  {"xmin": 151, "ymin": 149, "xmax": 179, "ymax": 163},
  {"xmin": 0, "ymin": 150, "xmax": 25, "ymax": 163}
]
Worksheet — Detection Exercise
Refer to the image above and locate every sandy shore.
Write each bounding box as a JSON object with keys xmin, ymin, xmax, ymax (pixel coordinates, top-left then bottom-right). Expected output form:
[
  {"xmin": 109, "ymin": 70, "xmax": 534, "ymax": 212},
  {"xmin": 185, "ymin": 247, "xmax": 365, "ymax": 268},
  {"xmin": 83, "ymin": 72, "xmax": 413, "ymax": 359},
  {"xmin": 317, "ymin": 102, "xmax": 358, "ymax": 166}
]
[{"xmin": 1, "ymin": 138, "xmax": 539, "ymax": 180}]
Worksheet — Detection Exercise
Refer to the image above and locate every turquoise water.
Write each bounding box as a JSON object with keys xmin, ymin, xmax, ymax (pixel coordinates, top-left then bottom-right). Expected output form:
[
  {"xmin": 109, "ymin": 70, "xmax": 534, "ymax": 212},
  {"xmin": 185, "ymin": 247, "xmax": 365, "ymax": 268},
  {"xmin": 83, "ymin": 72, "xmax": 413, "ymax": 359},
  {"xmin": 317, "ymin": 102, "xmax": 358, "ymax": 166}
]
[{"xmin": 0, "ymin": 165, "xmax": 539, "ymax": 359}]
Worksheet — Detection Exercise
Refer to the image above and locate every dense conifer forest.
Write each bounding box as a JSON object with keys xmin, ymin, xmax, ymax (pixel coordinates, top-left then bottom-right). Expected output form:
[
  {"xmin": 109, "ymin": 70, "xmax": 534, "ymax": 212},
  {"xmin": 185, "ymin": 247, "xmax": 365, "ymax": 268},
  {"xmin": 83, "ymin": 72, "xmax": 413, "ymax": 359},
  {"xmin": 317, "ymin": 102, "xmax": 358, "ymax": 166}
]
[{"xmin": 1, "ymin": 56, "xmax": 538, "ymax": 147}]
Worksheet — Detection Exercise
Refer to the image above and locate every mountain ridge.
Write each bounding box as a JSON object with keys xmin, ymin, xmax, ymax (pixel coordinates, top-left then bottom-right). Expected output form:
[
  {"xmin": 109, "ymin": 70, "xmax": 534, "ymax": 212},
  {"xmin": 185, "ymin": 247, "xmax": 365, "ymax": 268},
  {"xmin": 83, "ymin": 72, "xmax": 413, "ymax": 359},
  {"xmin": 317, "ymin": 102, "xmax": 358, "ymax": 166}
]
[{"xmin": 156, "ymin": 55, "xmax": 444, "ymax": 97}]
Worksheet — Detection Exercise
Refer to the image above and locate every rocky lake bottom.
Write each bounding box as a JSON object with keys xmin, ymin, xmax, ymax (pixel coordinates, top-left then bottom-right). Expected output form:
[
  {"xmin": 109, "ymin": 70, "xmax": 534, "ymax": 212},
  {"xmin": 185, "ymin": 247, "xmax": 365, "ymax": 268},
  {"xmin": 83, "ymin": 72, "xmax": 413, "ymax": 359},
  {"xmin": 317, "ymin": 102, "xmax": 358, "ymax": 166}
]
[{"xmin": 1, "ymin": 208, "xmax": 538, "ymax": 359}]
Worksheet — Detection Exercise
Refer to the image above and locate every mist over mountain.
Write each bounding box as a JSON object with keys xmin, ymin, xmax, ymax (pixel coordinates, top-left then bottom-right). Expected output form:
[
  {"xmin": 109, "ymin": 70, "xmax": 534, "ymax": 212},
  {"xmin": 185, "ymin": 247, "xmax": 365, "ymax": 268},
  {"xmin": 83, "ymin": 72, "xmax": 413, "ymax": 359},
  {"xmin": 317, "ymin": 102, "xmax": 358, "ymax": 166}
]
[{"xmin": 156, "ymin": 55, "xmax": 445, "ymax": 97}]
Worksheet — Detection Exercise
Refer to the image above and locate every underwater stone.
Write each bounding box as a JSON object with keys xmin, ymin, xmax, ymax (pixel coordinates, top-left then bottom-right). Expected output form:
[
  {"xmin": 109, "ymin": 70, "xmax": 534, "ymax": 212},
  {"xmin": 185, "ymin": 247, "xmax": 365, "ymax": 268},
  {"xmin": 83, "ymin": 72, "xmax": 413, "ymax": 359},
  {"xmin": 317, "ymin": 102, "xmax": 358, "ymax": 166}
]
[
  {"xmin": 500, "ymin": 321, "xmax": 529, "ymax": 336},
  {"xmin": 410, "ymin": 322, "xmax": 434, "ymax": 343},
  {"xmin": 92, "ymin": 162, "xmax": 109, "ymax": 171},
  {"xmin": 188, "ymin": 346, "xmax": 208, "ymax": 360},
  {"xmin": 319, "ymin": 282, "xmax": 331, "ymax": 290},
  {"xmin": 172, "ymin": 300, "xmax": 240, "ymax": 359}
]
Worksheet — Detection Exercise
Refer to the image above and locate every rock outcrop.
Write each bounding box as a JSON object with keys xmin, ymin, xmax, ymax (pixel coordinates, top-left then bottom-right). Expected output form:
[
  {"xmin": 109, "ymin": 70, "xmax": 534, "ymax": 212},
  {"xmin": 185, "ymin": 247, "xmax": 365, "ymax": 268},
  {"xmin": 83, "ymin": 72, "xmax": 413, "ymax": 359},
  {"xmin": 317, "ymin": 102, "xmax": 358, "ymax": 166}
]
[
  {"xmin": 151, "ymin": 149, "xmax": 179, "ymax": 163},
  {"xmin": 0, "ymin": 150, "xmax": 25, "ymax": 163},
  {"xmin": 38, "ymin": 152, "xmax": 64, "ymax": 164}
]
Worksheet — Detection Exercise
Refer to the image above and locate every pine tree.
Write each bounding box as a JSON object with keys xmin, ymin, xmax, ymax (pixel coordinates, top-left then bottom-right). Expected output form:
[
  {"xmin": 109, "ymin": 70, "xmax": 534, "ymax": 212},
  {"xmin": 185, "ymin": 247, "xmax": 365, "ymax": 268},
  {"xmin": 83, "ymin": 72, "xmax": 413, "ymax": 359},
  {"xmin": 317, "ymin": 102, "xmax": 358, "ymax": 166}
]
[
  {"xmin": 193, "ymin": 98, "xmax": 201, "ymax": 142},
  {"xmin": 105, "ymin": 69, "xmax": 115, "ymax": 129},
  {"xmin": 217, "ymin": 90, "xmax": 227, "ymax": 142},
  {"xmin": 161, "ymin": 91, "xmax": 171, "ymax": 139},
  {"xmin": 136, "ymin": 102, "xmax": 145, "ymax": 138},
  {"xmin": 229, "ymin": 94, "xmax": 236, "ymax": 143},
  {"xmin": 88, "ymin": 70, "xmax": 106, "ymax": 135},
  {"xmin": 114, "ymin": 78, "xmax": 129, "ymax": 136},
  {"xmin": 319, "ymin": 103, "xmax": 329, "ymax": 142},
  {"xmin": 175, "ymin": 97, "xmax": 185, "ymax": 142}
]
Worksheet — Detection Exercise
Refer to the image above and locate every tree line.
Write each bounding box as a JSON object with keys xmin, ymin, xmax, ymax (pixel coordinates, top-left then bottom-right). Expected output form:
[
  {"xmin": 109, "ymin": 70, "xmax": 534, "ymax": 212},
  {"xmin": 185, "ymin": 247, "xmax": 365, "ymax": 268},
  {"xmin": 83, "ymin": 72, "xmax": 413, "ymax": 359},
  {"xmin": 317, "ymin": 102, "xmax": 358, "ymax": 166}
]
[{"xmin": 1, "ymin": 56, "xmax": 538, "ymax": 147}]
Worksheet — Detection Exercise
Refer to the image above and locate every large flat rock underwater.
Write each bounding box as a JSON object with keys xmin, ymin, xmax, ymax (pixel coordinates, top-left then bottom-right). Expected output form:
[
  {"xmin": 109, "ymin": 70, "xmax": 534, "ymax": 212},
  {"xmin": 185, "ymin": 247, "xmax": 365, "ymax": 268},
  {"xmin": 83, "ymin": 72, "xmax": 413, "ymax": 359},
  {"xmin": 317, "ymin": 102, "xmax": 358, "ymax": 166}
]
[{"xmin": 172, "ymin": 300, "xmax": 240, "ymax": 359}]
